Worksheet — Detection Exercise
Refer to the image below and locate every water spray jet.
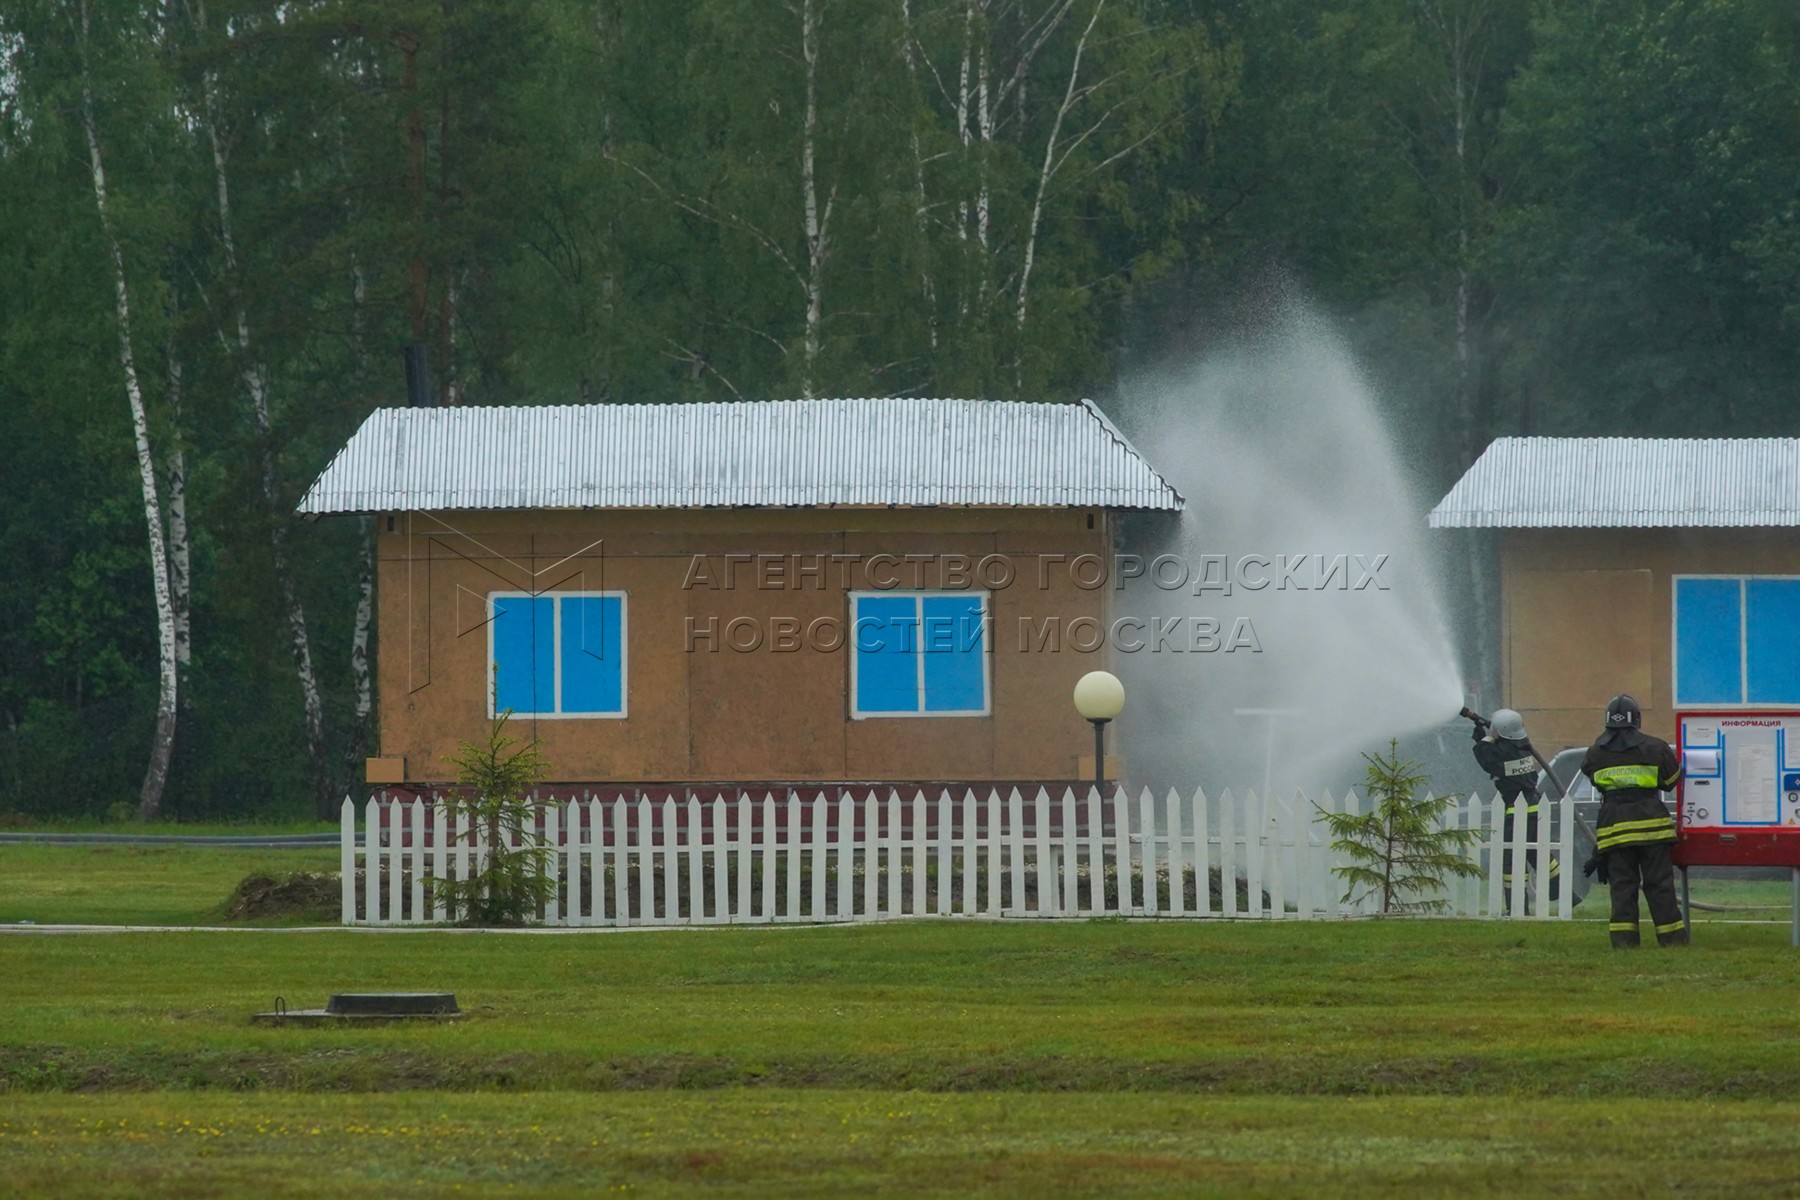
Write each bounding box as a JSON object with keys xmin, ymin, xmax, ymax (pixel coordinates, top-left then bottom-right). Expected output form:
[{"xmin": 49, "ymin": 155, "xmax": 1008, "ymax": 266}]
[{"xmin": 1111, "ymin": 296, "xmax": 1468, "ymax": 795}]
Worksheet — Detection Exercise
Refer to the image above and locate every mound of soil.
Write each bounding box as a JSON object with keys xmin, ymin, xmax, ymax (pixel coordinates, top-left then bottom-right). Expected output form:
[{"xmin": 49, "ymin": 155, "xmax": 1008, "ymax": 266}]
[{"xmin": 225, "ymin": 872, "xmax": 341, "ymax": 922}]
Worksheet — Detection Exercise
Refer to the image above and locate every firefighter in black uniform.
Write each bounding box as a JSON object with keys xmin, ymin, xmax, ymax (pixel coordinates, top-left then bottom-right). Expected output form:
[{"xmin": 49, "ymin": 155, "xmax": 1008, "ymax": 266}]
[
  {"xmin": 1470, "ymin": 708, "xmax": 1560, "ymax": 905},
  {"xmin": 1580, "ymin": 693, "xmax": 1687, "ymax": 948}
]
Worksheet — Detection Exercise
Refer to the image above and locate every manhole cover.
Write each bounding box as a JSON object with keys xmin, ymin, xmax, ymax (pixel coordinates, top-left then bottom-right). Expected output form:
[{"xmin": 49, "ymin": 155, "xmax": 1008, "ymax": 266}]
[{"xmin": 252, "ymin": 992, "xmax": 463, "ymax": 1025}]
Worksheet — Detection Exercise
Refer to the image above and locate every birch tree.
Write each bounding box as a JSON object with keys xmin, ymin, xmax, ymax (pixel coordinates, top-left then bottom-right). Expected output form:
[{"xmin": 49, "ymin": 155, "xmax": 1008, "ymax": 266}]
[
  {"xmin": 599, "ymin": 0, "xmax": 893, "ymax": 399},
  {"xmin": 75, "ymin": 0, "xmax": 179, "ymax": 819},
  {"xmin": 183, "ymin": 0, "xmax": 333, "ymax": 817},
  {"xmin": 904, "ymin": 0, "xmax": 1226, "ymax": 395}
]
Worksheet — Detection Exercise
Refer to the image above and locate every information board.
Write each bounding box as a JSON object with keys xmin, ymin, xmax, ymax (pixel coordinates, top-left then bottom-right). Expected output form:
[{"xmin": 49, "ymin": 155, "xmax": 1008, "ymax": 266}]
[{"xmin": 1675, "ymin": 710, "xmax": 1800, "ymax": 867}]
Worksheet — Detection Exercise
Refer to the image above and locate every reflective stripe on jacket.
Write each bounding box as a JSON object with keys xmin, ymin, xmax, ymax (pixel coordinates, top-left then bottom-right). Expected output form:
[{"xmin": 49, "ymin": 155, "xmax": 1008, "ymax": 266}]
[{"xmin": 1582, "ymin": 730, "xmax": 1682, "ymax": 853}]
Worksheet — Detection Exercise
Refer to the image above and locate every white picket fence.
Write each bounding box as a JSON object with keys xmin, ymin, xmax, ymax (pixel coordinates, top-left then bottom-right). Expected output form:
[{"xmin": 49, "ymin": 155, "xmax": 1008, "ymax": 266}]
[{"xmin": 338, "ymin": 787, "xmax": 1577, "ymax": 926}]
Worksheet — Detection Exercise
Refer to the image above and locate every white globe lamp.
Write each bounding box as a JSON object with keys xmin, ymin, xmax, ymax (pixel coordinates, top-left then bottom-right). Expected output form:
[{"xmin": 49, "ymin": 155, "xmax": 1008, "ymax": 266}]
[{"xmin": 1072, "ymin": 670, "xmax": 1125, "ymax": 794}]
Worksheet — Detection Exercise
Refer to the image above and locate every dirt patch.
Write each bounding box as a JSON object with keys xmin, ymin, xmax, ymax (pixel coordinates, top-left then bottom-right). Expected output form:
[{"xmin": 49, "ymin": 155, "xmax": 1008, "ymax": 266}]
[
  {"xmin": 4, "ymin": 1044, "xmax": 1796, "ymax": 1099},
  {"xmin": 224, "ymin": 872, "xmax": 341, "ymax": 922}
]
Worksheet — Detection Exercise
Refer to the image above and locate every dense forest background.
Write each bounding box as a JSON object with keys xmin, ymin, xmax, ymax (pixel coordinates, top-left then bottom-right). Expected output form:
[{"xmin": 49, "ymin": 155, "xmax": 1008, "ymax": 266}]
[{"xmin": 2, "ymin": 0, "xmax": 1797, "ymax": 820}]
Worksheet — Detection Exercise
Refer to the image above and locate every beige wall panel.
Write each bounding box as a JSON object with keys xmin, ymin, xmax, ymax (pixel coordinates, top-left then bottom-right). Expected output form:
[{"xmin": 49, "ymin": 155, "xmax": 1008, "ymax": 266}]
[
  {"xmin": 685, "ymin": 570, "xmax": 847, "ymax": 780},
  {"xmin": 989, "ymin": 549, "xmax": 1109, "ymax": 778},
  {"xmin": 1508, "ymin": 569, "xmax": 1652, "ymax": 710},
  {"xmin": 843, "ymin": 714, "xmax": 994, "ymax": 781}
]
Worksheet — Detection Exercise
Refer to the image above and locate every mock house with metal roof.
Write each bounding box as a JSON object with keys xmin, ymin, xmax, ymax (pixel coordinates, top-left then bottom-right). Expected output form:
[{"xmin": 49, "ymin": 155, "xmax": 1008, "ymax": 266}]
[
  {"xmin": 301, "ymin": 397, "xmax": 1182, "ymax": 789},
  {"xmin": 1431, "ymin": 437, "xmax": 1800, "ymax": 754}
]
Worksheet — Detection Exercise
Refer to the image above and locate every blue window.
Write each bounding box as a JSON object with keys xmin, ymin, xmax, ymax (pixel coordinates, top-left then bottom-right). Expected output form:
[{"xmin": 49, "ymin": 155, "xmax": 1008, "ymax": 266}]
[
  {"xmin": 1675, "ymin": 577, "xmax": 1800, "ymax": 705},
  {"xmin": 490, "ymin": 592, "xmax": 626, "ymax": 717},
  {"xmin": 851, "ymin": 592, "xmax": 989, "ymax": 717}
]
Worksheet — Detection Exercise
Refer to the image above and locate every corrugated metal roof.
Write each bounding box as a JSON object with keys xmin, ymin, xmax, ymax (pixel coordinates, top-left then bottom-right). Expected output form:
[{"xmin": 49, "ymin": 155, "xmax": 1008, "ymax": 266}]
[
  {"xmin": 1429, "ymin": 437, "xmax": 1800, "ymax": 528},
  {"xmin": 298, "ymin": 398, "xmax": 1183, "ymax": 514}
]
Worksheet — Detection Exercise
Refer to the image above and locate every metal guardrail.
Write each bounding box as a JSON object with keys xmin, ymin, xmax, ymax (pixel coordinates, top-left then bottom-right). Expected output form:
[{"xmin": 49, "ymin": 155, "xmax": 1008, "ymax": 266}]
[{"xmin": 0, "ymin": 832, "xmax": 359, "ymax": 848}]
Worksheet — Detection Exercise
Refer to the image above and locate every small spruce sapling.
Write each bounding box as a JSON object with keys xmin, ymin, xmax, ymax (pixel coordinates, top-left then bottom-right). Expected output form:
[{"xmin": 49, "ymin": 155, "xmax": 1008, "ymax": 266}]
[
  {"xmin": 427, "ymin": 711, "xmax": 555, "ymax": 926},
  {"xmin": 1318, "ymin": 739, "xmax": 1482, "ymax": 914}
]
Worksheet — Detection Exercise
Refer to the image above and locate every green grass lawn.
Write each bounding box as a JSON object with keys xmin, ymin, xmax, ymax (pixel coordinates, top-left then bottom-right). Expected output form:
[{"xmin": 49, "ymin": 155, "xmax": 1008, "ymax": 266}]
[
  {"xmin": 4, "ymin": 845, "xmax": 1800, "ymax": 1196},
  {"xmin": 0, "ymin": 844, "xmax": 340, "ymax": 926},
  {"xmin": 6, "ymin": 1092, "xmax": 1799, "ymax": 1198}
]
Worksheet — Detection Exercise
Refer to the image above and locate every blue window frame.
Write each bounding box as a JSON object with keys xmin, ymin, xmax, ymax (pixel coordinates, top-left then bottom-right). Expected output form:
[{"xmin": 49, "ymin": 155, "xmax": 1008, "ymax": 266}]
[
  {"xmin": 489, "ymin": 592, "xmax": 626, "ymax": 718},
  {"xmin": 850, "ymin": 591, "xmax": 989, "ymax": 718},
  {"xmin": 1674, "ymin": 576, "xmax": 1800, "ymax": 705}
]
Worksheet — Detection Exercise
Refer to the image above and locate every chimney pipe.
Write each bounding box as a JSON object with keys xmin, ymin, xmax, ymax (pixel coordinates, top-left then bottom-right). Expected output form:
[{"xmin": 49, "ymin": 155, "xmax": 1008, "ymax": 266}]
[{"xmin": 403, "ymin": 344, "xmax": 433, "ymax": 408}]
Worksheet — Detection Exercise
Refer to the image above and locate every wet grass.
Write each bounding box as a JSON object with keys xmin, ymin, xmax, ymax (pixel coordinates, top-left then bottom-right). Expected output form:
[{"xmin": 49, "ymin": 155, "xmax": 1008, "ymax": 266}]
[
  {"xmin": 2, "ymin": 920, "xmax": 1798, "ymax": 1097},
  {"xmin": 4, "ymin": 845, "xmax": 1798, "ymax": 1194},
  {"xmin": 4, "ymin": 1091, "xmax": 1799, "ymax": 1198},
  {"xmin": 0, "ymin": 844, "xmax": 340, "ymax": 926}
]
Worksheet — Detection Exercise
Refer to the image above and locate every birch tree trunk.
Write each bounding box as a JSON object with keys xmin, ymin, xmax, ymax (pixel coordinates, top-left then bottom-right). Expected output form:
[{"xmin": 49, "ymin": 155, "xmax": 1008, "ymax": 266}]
[
  {"xmin": 798, "ymin": 0, "xmax": 832, "ymax": 398},
  {"xmin": 900, "ymin": 0, "xmax": 937, "ymax": 350},
  {"xmin": 343, "ymin": 123, "xmax": 376, "ymax": 778},
  {"xmin": 1015, "ymin": 0, "xmax": 1103, "ymax": 392},
  {"xmin": 349, "ymin": 533, "xmax": 375, "ymax": 765},
  {"xmin": 78, "ymin": 1, "xmax": 178, "ymax": 820},
  {"xmin": 193, "ymin": 2, "xmax": 333, "ymax": 816},
  {"xmin": 164, "ymin": 294, "xmax": 192, "ymax": 673}
]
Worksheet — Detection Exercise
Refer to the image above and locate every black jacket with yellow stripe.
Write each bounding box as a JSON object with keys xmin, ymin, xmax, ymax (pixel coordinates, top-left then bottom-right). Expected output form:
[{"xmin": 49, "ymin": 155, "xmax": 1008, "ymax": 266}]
[{"xmin": 1580, "ymin": 730, "xmax": 1683, "ymax": 853}]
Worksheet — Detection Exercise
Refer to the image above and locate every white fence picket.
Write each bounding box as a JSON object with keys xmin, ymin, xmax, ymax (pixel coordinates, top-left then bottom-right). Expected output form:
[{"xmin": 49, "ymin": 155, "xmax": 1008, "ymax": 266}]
[
  {"xmin": 1138, "ymin": 787, "xmax": 1157, "ymax": 917},
  {"xmin": 544, "ymin": 802, "xmax": 560, "ymax": 925},
  {"xmin": 1058, "ymin": 789, "xmax": 1077, "ymax": 915},
  {"xmin": 943, "ymin": 791, "xmax": 957, "ymax": 913},
  {"xmin": 961, "ymin": 790, "xmax": 978, "ymax": 916},
  {"xmin": 684, "ymin": 796, "xmax": 702, "ymax": 923},
  {"xmin": 1166, "ymin": 789, "xmax": 1185, "ymax": 917},
  {"xmin": 911, "ymin": 791, "xmax": 928, "ymax": 918},
  {"xmin": 1006, "ymin": 788, "xmax": 1025, "ymax": 917},
  {"xmin": 1533, "ymin": 797, "xmax": 1553, "ymax": 919},
  {"xmin": 1085, "ymin": 786, "xmax": 1104, "ymax": 916},
  {"xmin": 837, "ymin": 792, "xmax": 855, "ymax": 922},
  {"xmin": 784, "ymin": 793, "xmax": 801, "ymax": 922},
  {"xmin": 1218, "ymin": 790, "xmax": 1238, "ymax": 919},
  {"xmin": 386, "ymin": 799, "xmax": 405, "ymax": 923},
  {"xmin": 609, "ymin": 798, "xmax": 626, "ymax": 926},
  {"xmin": 809, "ymin": 794, "xmax": 828, "ymax": 920},
  {"xmin": 735, "ymin": 795, "xmax": 752, "ymax": 923},
  {"xmin": 632, "ymin": 797, "xmax": 651, "ymax": 924},
  {"xmin": 340, "ymin": 798, "xmax": 356, "ymax": 924},
  {"xmin": 886, "ymin": 790, "xmax": 903, "ymax": 918},
  {"xmin": 1557, "ymin": 788, "xmax": 1575, "ymax": 921},
  {"xmin": 1191, "ymin": 787, "xmax": 1211, "ymax": 918},
  {"xmin": 760, "ymin": 793, "xmax": 776, "ymax": 923},
  {"xmin": 363, "ymin": 799, "xmax": 381, "ymax": 924},
  {"xmin": 1249, "ymin": 789, "xmax": 1265, "ymax": 918},
  {"xmin": 993, "ymin": 788, "xmax": 1008, "ymax": 921},
  {"xmin": 1111, "ymin": 786, "xmax": 1132, "ymax": 915}
]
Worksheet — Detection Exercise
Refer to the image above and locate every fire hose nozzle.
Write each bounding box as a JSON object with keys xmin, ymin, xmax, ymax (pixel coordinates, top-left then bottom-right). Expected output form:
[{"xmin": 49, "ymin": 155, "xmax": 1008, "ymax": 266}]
[{"xmin": 1458, "ymin": 706, "xmax": 1489, "ymax": 727}]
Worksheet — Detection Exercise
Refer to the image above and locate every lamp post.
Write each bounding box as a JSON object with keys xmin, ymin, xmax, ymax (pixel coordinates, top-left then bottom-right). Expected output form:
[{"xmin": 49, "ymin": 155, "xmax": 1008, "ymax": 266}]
[{"xmin": 1072, "ymin": 670, "xmax": 1126, "ymax": 796}]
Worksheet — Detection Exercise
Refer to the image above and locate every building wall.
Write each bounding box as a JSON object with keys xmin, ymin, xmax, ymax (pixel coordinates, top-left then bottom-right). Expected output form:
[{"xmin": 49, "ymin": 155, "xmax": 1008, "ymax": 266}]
[
  {"xmin": 373, "ymin": 507, "xmax": 1122, "ymax": 784},
  {"xmin": 1500, "ymin": 528, "xmax": 1800, "ymax": 754}
]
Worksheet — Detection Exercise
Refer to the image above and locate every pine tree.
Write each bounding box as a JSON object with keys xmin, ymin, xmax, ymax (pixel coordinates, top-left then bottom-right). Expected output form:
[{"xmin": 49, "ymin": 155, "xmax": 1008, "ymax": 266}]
[
  {"xmin": 1319, "ymin": 740, "xmax": 1482, "ymax": 914},
  {"xmin": 428, "ymin": 712, "xmax": 555, "ymax": 926}
]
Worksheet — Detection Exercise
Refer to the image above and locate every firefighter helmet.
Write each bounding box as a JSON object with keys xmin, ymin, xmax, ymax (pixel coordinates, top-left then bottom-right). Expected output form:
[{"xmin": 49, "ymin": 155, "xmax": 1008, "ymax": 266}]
[
  {"xmin": 1604, "ymin": 694, "xmax": 1642, "ymax": 730},
  {"xmin": 1490, "ymin": 708, "xmax": 1527, "ymax": 740}
]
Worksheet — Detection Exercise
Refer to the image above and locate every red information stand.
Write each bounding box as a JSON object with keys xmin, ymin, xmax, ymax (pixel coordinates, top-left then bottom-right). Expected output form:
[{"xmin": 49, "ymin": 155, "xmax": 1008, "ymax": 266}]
[{"xmin": 1672, "ymin": 710, "xmax": 1800, "ymax": 945}]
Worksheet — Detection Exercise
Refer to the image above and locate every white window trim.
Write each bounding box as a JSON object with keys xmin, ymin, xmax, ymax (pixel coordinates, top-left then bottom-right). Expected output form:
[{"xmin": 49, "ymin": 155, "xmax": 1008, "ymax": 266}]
[
  {"xmin": 487, "ymin": 590, "xmax": 629, "ymax": 720},
  {"xmin": 1671, "ymin": 574, "xmax": 1800, "ymax": 709},
  {"xmin": 847, "ymin": 589, "xmax": 991, "ymax": 720}
]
